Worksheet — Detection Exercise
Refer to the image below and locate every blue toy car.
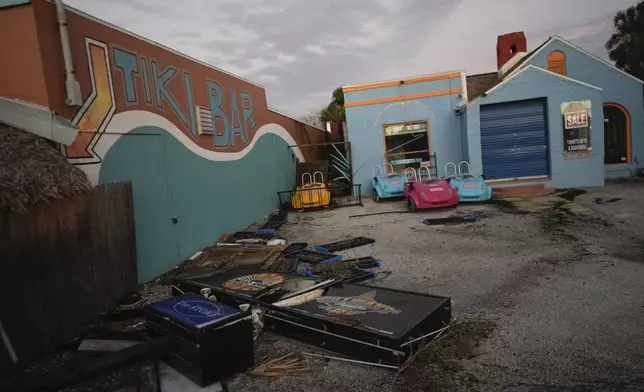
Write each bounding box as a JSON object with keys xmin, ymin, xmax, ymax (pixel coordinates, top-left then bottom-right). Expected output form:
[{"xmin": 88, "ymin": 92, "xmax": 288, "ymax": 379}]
[
  {"xmin": 372, "ymin": 164, "xmax": 406, "ymax": 202},
  {"xmin": 445, "ymin": 161, "xmax": 493, "ymax": 202}
]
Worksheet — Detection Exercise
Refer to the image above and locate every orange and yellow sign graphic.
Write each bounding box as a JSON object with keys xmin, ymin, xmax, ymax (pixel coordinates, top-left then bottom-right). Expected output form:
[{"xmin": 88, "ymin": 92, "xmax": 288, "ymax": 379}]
[{"xmin": 65, "ymin": 39, "xmax": 115, "ymax": 163}]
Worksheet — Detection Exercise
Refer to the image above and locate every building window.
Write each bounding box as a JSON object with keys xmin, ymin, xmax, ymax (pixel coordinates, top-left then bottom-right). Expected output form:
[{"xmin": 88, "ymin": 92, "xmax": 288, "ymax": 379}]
[
  {"xmin": 547, "ymin": 50, "xmax": 566, "ymax": 76},
  {"xmin": 383, "ymin": 121, "xmax": 431, "ymax": 172},
  {"xmin": 603, "ymin": 103, "xmax": 631, "ymax": 165}
]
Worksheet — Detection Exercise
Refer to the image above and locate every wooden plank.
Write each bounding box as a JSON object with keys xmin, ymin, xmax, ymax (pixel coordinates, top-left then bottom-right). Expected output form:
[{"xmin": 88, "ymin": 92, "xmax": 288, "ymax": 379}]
[
  {"xmin": 7, "ymin": 337, "xmax": 170, "ymax": 392},
  {"xmin": 78, "ymin": 340, "xmax": 142, "ymax": 352},
  {"xmin": 0, "ymin": 182, "xmax": 138, "ymax": 377}
]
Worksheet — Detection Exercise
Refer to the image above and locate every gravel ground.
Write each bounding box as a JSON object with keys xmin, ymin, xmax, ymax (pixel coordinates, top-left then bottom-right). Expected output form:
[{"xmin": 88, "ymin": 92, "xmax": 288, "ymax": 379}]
[
  {"xmin": 229, "ymin": 180, "xmax": 644, "ymax": 392},
  {"xmin": 8, "ymin": 182, "xmax": 644, "ymax": 391}
]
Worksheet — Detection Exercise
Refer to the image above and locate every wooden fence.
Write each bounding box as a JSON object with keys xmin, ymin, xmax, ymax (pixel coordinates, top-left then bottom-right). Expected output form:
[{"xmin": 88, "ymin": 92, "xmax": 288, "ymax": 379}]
[{"xmin": 0, "ymin": 182, "xmax": 137, "ymax": 378}]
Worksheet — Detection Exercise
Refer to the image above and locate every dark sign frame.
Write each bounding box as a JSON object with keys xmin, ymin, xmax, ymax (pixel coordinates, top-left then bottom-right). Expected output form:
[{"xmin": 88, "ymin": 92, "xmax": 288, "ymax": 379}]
[{"xmin": 562, "ymin": 110, "xmax": 590, "ymax": 153}]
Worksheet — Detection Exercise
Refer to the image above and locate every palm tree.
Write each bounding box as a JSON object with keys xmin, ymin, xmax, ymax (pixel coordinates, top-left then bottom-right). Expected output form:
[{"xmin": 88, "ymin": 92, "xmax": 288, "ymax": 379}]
[{"xmin": 605, "ymin": 2, "xmax": 644, "ymax": 80}]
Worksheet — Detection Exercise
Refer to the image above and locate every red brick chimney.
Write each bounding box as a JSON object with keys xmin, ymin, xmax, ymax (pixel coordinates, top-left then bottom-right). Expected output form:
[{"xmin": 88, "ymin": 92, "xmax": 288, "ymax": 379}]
[{"xmin": 497, "ymin": 32, "xmax": 527, "ymax": 69}]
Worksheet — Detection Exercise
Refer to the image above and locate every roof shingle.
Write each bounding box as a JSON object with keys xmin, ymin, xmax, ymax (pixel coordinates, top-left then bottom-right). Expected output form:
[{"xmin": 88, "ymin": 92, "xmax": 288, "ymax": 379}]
[{"xmin": 466, "ymin": 72, "xmax": 500, "ymax": 102}]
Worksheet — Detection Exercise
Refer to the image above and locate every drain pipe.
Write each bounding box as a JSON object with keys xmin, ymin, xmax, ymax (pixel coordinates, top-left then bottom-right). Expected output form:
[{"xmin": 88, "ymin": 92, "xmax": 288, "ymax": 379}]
[{"xmin": 54, "ymin": 0, "xmax": 83, "ymax": 106}]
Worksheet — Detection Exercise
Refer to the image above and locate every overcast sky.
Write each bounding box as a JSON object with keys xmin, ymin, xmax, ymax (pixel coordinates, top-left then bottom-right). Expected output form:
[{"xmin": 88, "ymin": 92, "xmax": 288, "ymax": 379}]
[{"xmin": 66, "ymin": 0, "xmax": 639, "ymax": 117}]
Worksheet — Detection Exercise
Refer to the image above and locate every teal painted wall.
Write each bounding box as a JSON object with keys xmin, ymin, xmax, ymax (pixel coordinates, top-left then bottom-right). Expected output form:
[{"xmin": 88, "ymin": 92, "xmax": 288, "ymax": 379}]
[
  {"xmin": 0, "ymin": 0, "xmax": 29, "ymax": 8},
  {"xmin": 467, "ymin": 67, "xmax": 605, "ymax": 189},
  {"xmin": 524, "ymin": 39, "xmax": 644, "ymax": 178},
  {"xmin": 99, "ymin": 127, "xmax": 295, "ymax": 282},
  {"xmin": 344, "ymin": 76, "xmax": 464, "ymax": 194}
]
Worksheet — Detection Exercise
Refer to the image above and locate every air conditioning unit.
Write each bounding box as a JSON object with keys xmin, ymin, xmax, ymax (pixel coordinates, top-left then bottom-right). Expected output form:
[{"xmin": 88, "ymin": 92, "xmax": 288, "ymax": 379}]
[{"xmin": 195, "ymin": 106, "xmax": 214, "ymax": 136}]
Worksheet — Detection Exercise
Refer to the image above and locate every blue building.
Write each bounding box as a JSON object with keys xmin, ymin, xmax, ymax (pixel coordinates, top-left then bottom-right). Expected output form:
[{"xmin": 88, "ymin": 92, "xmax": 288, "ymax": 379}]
[{"xmin": 344, "ymin": 32, "xmax": 643, "ymax": 195}]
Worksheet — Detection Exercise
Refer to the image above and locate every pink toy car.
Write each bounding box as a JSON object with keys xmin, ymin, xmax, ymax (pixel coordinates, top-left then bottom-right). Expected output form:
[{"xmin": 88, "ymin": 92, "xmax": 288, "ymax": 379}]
[{"xmin": 403, "ymin": 167, "xmax": 459, "ymax": 211}]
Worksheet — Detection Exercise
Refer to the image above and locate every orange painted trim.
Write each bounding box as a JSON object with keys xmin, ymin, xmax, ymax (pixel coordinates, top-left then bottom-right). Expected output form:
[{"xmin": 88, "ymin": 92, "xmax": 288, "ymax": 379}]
[
  {"xmin": 343, "ymin": 72, "xmax": 461, "ymax": 93},
  {"xmin": 345, "ymin": 88, "xmax": 463, "ymax": 108},
  {"xmin": 603, "ymin": 102, "xmax": 631, "ymax": 165}
]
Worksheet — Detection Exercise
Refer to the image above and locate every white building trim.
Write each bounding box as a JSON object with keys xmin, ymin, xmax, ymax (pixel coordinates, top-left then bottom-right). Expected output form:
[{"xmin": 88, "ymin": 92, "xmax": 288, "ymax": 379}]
[
  {"xmin": 467, "ymin": 65, "xmax": 602, "ymax": 107},
  {"xmin": 342, "ymin": 69, "xmax": 465, "ymax": 90},
  {"xmin": 459, "ymin": 71, "xmax": 469, "ymax": 104},
  {"xmin": 0, "ymin": 97, "xmax": 78, "ymax": 145}
]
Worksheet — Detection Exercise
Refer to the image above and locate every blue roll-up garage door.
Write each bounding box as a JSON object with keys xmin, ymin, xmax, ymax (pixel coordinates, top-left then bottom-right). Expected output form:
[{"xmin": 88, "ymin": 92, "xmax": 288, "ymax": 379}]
[{"xmin": 480, "ymin": 99, "xmax": 549, "ymax": 180}]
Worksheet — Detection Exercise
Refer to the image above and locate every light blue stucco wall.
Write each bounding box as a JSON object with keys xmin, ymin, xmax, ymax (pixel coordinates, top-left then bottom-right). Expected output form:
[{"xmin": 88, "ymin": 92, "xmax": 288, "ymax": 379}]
[
  {"xmin": 460, "ymin": 110, "xmax": 469, "ymax": 163},
  {"xmin": 99, "ymin": 128, "xmax": 295, "ymax": 282},
  {"xmin": 524, "ymin": 39, "xmax": 644, "ymax": 178},
  {"xmin": 467, "ymin": 67, "xmax": 605, "ymax": 189},
  {"xmin": 344, "ymin": 76, "xmax": 464, "ymax": 195}
]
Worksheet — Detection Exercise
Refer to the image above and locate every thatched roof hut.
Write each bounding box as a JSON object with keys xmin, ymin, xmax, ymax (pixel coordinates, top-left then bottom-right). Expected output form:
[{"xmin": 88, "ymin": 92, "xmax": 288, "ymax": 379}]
[{"xmin": 0, "ymin": 122, "xmax": 93, "ymax": 213}]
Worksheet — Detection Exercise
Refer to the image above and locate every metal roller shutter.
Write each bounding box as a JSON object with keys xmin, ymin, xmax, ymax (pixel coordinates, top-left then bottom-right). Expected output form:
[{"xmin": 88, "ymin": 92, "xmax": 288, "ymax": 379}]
[{"xmin": 480, "ymin": 99, "xmax": 549, "ymax": 180}]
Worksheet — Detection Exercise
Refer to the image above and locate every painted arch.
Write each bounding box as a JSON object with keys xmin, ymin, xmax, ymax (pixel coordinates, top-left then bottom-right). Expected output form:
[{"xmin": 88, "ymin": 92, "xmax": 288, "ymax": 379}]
[{"xmin": 603, "ymin": 103, "xmax": 631, "ymax": 165}]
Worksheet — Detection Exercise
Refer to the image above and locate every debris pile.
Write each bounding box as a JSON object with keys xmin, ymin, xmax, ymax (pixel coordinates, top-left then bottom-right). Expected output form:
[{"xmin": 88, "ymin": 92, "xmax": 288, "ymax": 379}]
[{"xmin": 1, "ymin": 207, "xmax": 458, "ymax": 391}]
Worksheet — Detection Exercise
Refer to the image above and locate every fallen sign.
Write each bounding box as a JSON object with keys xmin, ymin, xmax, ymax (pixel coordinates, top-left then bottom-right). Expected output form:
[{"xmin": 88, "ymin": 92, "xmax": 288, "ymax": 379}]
[
  {"xmin": 297, "ymin": 256, "xmax": 381, "ymax": 283},
  {"xmin": 287, "ymin": 249, "xmax": 343, "ymax": 264},
  {"xmin": 173, "ymin": 267, "xmax": 330, "ymax": 307},
  {"xmin": 173, "ymin": 268, "xmax": 451, "ymax": 367},
  {"xmin": 217, "ymin": 231, "xmax": 276, "ymax": 246},
  {"xmin": 145, "ymin": 294, "xmax": 254, "ymax": 387},
  {"xmin": 315, "ymin": 236, "xmax": 376, "ymax": 253},
  {"xmin": 279, "ymin": 242, "xmax": 308, "ymax": 258},
  {"xmin": 422, "ymin": 216, "xmax": 480, "ymax": 226},
  {"xmin": 264, "ymin": 282, "xmax": 452, "ymax": 366},
  {"xmin": 195, "ymin": 245, "xmax": 287, "ymax": 270}
]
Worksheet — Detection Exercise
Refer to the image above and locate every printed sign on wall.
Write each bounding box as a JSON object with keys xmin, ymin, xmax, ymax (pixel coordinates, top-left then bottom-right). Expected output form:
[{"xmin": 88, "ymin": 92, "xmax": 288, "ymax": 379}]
[{"xmin": 561, "ymin": 101, "xmax": 592, "ymax": 154}]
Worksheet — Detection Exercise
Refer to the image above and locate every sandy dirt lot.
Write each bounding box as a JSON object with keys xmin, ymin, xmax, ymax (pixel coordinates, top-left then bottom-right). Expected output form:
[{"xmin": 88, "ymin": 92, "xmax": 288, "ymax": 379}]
[{"xmin": 230, "ymin": 180, "xmax": 644, "ymax": 392}]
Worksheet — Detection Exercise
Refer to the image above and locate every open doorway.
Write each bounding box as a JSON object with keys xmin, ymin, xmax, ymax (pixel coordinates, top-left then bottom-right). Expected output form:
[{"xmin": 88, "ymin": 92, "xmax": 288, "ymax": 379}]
[{"xmin": 603, "ymin": 103, "xmax": 630, "ymax": 165}]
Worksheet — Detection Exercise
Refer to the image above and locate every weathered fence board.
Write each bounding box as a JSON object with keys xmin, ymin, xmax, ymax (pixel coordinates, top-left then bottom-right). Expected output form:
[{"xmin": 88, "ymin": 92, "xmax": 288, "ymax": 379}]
[{"xmin": 0, "ymin": 182, "xmax": 137, "ymax": 378}]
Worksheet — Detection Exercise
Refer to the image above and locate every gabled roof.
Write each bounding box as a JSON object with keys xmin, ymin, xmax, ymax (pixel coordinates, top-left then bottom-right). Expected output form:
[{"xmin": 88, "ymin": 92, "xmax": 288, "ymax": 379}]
[
  {"xmin": 503, "ymin": 38, "xmax": 551, "ymax": 77},
  {"xmin": 467, "ymin": 65, "xmax": 602, "ymax": 106},
  {"xmin": 506, "ymin": 35, "xmax": 644, "ymax": 84},
  {"xmin": 464, "ymin": 33, "xmax": 639, "ymax": 105},
  {"xmin": 465, "ymin": 39, "xmax": 551, "ymax": 102}
]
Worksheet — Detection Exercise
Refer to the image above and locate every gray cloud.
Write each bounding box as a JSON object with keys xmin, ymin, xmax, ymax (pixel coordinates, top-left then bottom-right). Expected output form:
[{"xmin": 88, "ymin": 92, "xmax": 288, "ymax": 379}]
[{"xmin": 66, "ymin": 0, "xmax": 637, "ymax": 116}]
